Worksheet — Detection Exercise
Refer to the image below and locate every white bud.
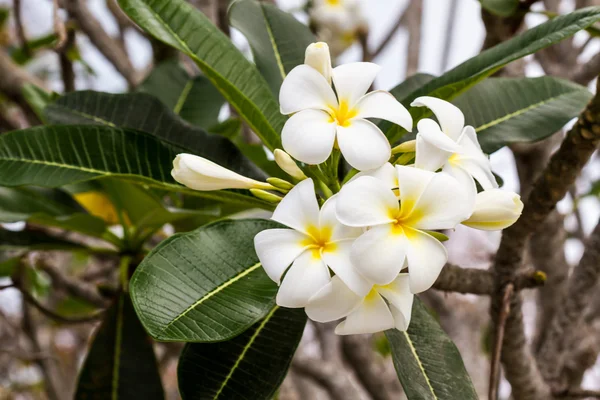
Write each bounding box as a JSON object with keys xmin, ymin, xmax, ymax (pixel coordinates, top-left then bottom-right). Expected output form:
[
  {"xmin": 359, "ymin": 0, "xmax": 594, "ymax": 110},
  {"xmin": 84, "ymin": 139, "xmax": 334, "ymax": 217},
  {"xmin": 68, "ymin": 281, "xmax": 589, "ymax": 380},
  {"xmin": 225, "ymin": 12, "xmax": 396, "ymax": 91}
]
[
  {"xmin": 462, "ymin": 189, "xmax": 523, "ymax": 231},
  {"xmin": 304, "ymin": 42, "xmax": 332, "ymax": 84},
  {"xmin": 171, "ymin": 154, "xmax": 272, "ymax": 191},
  {"xmin": 274, "ymin": 149, "xmax": 307, "ymax": 181}
]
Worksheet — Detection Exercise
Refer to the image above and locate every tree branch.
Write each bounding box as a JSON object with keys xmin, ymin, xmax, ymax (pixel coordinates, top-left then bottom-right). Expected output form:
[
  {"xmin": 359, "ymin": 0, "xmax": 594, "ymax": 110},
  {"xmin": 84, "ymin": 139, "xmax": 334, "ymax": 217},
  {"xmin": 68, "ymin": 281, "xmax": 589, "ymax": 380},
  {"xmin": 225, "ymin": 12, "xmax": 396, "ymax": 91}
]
[
  {"xmin": 570, "ymin": 51, "xmax": 600, "ymax": 85},
  {"xmin": 489, "ymin": 283, "xmax": 514, "ymax": 400},
  {"xmin": 292, "ymin": 356, "xmax": 361, "ymax": 400}
]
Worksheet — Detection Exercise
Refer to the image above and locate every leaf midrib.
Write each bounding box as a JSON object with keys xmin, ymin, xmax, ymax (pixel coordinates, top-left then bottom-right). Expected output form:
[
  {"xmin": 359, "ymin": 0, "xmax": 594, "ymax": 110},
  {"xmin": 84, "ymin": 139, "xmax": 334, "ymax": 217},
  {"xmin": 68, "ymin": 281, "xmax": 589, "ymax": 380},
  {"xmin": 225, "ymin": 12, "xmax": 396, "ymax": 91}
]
[
  {"xmin": 260, "ymin": 4, "xmax": 286, "ymax": 80},
  {"xmin": 403, "ymin": 331, "xmax": 438, "ymax": 399}
]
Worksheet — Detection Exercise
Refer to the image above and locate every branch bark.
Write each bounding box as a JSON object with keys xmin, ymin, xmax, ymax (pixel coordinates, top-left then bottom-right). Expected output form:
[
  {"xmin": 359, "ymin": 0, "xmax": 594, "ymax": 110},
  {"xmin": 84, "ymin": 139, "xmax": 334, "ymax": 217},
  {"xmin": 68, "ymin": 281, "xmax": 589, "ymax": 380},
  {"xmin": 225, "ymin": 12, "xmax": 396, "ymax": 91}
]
[{"xmin": 292, "ymin": 356, "xmax": 361, "ymax": 400}]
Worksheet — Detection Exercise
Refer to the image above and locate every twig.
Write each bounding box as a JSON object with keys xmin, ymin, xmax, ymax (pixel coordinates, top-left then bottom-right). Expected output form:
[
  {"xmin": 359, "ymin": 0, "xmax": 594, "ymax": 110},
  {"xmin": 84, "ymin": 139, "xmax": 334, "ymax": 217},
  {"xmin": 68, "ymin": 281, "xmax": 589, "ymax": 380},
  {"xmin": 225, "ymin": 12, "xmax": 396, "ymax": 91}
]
[
  {"xmin": 18, "ymin": 286, "xmax": 104, "ymax": 324},
  {"xmin": 13, "ymin": 0, "xmax": 29, "ymax": 56},
  {"xmin": 292, "ymin": 356, "xmax": 361, "ymax": 400},
  {"xmin": 52, "ymin": 0, "xmax": 67, "ymax": 49},
  {"xmin": 569, "ymin": 187, "xmax": 586, "ymax": 241},
  {"xmin": 0, "ymin": 51, "xmax": 45, "ymax": 122},
  {"xmin": 404, "ymin": 0, "xmax": 422, "ymax": 77},
  {"xmin": 0, "ymin": 283, "xmax": 15, "ymax": 290},
  {"xmin": 369, "ymin": 4, "xmax": 409, "ymax": 61},
  {"xmin": 58, "ymin": 28, "xmax": 76, "ymax": 92},
  {"xmin": 554, "ymin": 389, "xmax": 600, "ymax": 399},
  {"xmin": 571, "ymin": 51, "xmax": 600, "ymax": 85},
  {"xmin": 489, "ymin": 283, "xmax": 514, "ymax": 400},
  {"xmin": 440, "ymin": 0, "xmax": 458, "ymax": 72}
]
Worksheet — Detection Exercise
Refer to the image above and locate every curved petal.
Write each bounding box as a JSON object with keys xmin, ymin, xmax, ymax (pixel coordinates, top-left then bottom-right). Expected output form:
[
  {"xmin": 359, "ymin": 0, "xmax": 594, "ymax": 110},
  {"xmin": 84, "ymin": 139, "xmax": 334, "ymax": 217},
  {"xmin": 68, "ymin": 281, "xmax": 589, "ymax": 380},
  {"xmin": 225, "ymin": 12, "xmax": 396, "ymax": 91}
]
[
  {"xmin": 417, "ymin": 119, "xmax": 462, "ymax": 152},
  {"xmin": 276, "ymin": 250, "xmax": 331, "ymax": 308},
  {"xmin": 407, "ymin": 171, "xmax": 472, "ymax": 230},
  {"xmin": 272, "ymin": 178, "xmax": 320, "ymax": 234},
  {"xmin": 337, "ymin": 119, "xmax": 391, "ymax": 171},
  {"xmin": 254, "ymin": 229, "xmax": 311, "ymax": 284},
  {"xmin": 457, "ymin": 125, "xmax": 485, "ymax": 155},
  {"xmin": 411, "ymin": 96, "xmax": 464, "ymax": 140},
  {"xmin": 279, "ymin": 64, "xmax": 337, "ymax": 114},
  {"xmin": 353, "ymin": 162, "xmax": 398, "ymax": 189},
  {"xmin": 319, "ymin": 196, "xmax": 362, "ymax": 241},
  {"xmin": 404, "ymin": 228, "xmax": 448, "ymax": 293},
  {"xmin": 335, "ymin": 291, "xmax": 395, "ymax": 335},
  {"xmin": 351, "ymin": 224, "xmax": 407, "ymax": 285},
  {"xmin": 282, "ymin": 109, "xmax": 337, "ymax": 165},
  {"xmin": 322, "ymin": 239, "xmax": 371, "ymax": 296},
  {"xmin": 376, "ymin": 273, "xmax": 413, "ymax": 331},
  {"xmin": 354, "ymin": 91, "xmax": 412, "ymax": 131},
  {"xmin": 395, "ymin": 165, "xmax": 436, "ymax": 217},
  {"xmin": 415, "ymin": 134, "xmax": 452, "ymax": 172},
  {"xmin": 443, "ymin": 163, "xmax": 477, "ymax": 210},
  {"xmin": 337, "ymin": 176, "xmax": 398, "ymax": 227},
  {"xmin": 332, "ymin": 62, "xmax": 381, "ymax": 106},
  {"xmin": 306, "ymin": 276, "xmax": 363, "ymax": 322},
  {"xmin": 455, "ymin": 126, "xmax": 498, "ymax": 190}
]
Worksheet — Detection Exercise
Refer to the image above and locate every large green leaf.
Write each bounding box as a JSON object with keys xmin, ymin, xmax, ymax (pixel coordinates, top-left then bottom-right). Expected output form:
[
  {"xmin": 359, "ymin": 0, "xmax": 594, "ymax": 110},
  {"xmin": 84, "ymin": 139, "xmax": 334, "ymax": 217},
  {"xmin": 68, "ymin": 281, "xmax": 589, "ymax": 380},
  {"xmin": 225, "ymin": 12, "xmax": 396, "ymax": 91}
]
[
  {"xmin": 385, "ymin": 6, "xmax": 600, "ymax": 142},
  {"xmin": 455, "ymin": 76, "xmax": 592, "ymax": 153},
  {"xmin": 75, "ymin": 293, "xmax": 165, "ymax": 400},
  {"xmin": 389, "ymin": 73, "xmax": 436, "ymax": 103},
  {"xmin": 229, "ymin": 0, "xmax": 315, "ymax": 96},
  {"xmin": 118, "ymin": 0, "xmax": 286, "ymax": 151},
  {"xmin": 386, "ymin": 299, "xmax": 478, "ymax": 400},
  {"xmin": 130, "ymin": 219, "xmax": 280, "ymax": 342},
  {"xmin": 0, "ymin": 125, "xmax": 272, "ymax": 210},
  {"xmin": 178, "ymin": 306, "xmax": 306, "ymax": 400},
  {"xmin": 138, "ymin": 59, "xmax": 225, "ymax": 129},
  {"xmin": 45, "ymin": 91, "xmax": 266, "ymax": 181}
]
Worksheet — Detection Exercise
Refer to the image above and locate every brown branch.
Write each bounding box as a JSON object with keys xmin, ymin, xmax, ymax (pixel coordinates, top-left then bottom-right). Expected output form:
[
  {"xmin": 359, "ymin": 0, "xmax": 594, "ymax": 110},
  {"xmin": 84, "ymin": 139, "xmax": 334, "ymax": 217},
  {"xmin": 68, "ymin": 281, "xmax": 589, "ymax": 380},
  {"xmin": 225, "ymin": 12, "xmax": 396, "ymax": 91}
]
[
  {"xmin": 440, "ymin": 0, "xmax": 457, "ymax": 72},
  {"xmin": 404, "ymin": 0, "xmax": 422, "ymax": 77},
  {"xmin": 0, "ymin": 51, "xmax": 45, "ymax": 120},
  {"xmin": 18, "ymin": 286, "xmax": 104, "ymax": 324},
  {"xmin": 489, "ymin": 283, "xmax": 514, "ymax": 400},
  {"xmin": 570, "ymin": 51, "xmax": 600, "ymax": 85},
  {"xmin": 554, "ymin": 389, "xmax": 600, "ymax": 399},
  {"xmin": 13, "ymin": 0, "xmax": 29, "ymax": 56},
  {"xmin": 52, "ymin": 0, "xmax": 67, "ymax": 49},
  {"xmin": 292, "ymin": 356, "xmax": 361, "ymax": 400},
  {"xmin": 369, "ymin": 5, "xmax": 409, "ymax": 61},
  {"xmin": 58, "ymin": 28, "xmax": 76, "ymax": 92}
]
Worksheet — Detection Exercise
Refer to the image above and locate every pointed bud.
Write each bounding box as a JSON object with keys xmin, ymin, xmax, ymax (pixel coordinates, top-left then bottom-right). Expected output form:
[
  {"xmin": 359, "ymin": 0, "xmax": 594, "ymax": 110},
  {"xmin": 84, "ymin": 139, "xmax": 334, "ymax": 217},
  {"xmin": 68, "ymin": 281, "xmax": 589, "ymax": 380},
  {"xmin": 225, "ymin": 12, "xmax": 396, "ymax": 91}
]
[
  {"xmin": 304, "ymin": 42, "xmax": 332, "ymax": 84},
  {"xmin": 250, "ymin": 189, "xmax": 282, "ymax": 204},
  {"xmin": 266, "ymin": 177, "xmax": 294, "ymax": 191},
  {"xmin": 391, "ymin": 140, "xmax": 416, "ymax": 154},
  {"xmin": 172, "ymin": 154, "xmax": 273, "ymax": 191},
  {"xmin": 274, "ymin": 149, "xmax": 307, "ymax": 180},
  {"xmin": 462, "ymin": 189, "xmax": 523, "ymax": 231}
]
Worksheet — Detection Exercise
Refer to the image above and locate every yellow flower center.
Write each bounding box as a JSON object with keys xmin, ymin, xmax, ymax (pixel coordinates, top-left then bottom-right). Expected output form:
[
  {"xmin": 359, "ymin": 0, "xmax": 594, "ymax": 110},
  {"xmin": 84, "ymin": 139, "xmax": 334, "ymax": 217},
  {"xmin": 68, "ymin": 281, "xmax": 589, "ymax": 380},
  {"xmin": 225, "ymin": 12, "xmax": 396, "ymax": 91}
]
[
  {"xmin": 387, "ymin": 197, "xmax": 424, "ymax": 236},
  {"xmin": 329, "ymin": 100, "xmax": 358, "ymax": 128},
  {"xmin": 302, "ymin": 225, "xmax": 337, "ymax": 259},
  {"xmin": 325, "ymin": 0, "xmax": 342, "ymax": 6}
]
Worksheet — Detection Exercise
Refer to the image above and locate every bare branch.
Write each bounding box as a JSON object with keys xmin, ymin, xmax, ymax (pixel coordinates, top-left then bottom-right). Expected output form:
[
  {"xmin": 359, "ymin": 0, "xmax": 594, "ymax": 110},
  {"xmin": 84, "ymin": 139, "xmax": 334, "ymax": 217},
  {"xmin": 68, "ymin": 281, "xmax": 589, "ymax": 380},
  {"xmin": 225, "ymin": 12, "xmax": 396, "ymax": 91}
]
[
  {"xmin": 52, "ymin": 0, "xmax": 67, "ymax": 49},
  {"xmin": 292, "ymin": 356, "xmax": 361, "ymax": 400},
  {"xmin": 440, "ymin": 0, "xmax": 458, "ymax": 72},
  {"xmin": 13, "ymin": 0, "xmax": 29, "ymax": 56},
  {"xmin": 554, "ymin": 388, "xmax": 600, "ymax": 399},
  {"xmin": 0, "ymin": 51, "xmax": 46, "ymax": 118},
  {"xmin": 489, "ymin": 283, "xmax": 514, "ymax": 400},
  {"xmin": 18, "ymin": 286, "xmax": 104, "ymax": 324},
  {"xmin": 369, "ymin": 5, "xmax": 408, "ymax": 61},
  {"xmin": 404, "ymin": 0, "xmax": 422, "ymax": 77},
  {"xmin": 570, "ymin": 51, "xmax": 600, "ymax": 85}
]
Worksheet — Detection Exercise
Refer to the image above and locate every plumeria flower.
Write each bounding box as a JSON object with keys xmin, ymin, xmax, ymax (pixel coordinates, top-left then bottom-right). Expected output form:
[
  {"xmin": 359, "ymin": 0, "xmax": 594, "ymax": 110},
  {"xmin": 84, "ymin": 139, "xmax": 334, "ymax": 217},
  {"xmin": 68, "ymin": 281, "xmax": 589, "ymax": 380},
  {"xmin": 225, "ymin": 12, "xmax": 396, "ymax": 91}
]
[
  {"xmin": 411, "ymin": 97, "xmax": 497, "ymax": 205},
  {"xmin": 254, "ymin": 179, "xmax": 370, "ymax": 308},
  {"xmin": 336, "ymin": 165, "xmax": 472, "ymax": 293},
  {"xmin": 280, "ymin": 43, "xmax": 412, "ymax": 171},
  {"xmin": 310, "ymin": 0, "xmax": 365, "ymax": 34},
  {"xmin": 274, "ymin": 149, "xmax": 307, "ymax": 181},
  {"xmin": 462, "ymin": 189, "xmax": 523, "ymax": 231},
  {"xmin": 171, "ymin": 154, "xmax": 273, "ymax": 191},
  {"xmin": 306, "ymin": 274, "xmax": 414, "ymax": 335}
]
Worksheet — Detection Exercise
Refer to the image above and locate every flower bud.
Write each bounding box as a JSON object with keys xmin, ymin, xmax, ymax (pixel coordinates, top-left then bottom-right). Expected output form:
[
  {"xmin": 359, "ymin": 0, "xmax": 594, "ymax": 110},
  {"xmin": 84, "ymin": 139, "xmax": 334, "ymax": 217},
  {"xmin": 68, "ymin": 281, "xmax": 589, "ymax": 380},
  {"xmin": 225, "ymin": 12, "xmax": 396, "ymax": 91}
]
[
  {"xmin": 171, "ymin": 154, "xmax": 273, "ymax": 191},
  {"xmin": 462, "ymin": 189, "xmax": 523, "ymax": 231},
  {"xmin": 274, "ymin": 149, "xmax": 307, "ymax": 181},
  {"xmin": 304, "ymin": 42, "xmax": 332, "ymax": 84},
  {"xmin": 250, "ymin": 189, "xmax": 282, "ymax": 204},
  {"xmin": 391, "ymin": 140, "xmax": 416, "ymax": 154},
  {"xmin": 266, "ymin": 177, "xmax": 294, "ymax": 191}
]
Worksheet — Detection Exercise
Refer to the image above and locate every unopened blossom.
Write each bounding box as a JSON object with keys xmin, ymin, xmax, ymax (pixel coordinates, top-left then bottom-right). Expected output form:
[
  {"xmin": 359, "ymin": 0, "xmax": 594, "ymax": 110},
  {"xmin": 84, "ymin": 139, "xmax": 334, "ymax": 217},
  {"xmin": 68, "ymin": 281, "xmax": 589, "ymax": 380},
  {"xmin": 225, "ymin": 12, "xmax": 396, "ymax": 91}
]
[
  {"xmin": 412, "ymin": 97, "xmax": 497, "ymax": 206},
  {"xmin": 254, "ymin": 179, "xmax": 370, "ymax": 308},
  {"xmin": 172, "ymin": 154, "xmax": 273, "ymax": 191},
  {"xmin": 273, "ymin": 149, "xmax": 307, "ymax": 181},
  {"xmin": 306, "ymin": 274, "xmax": 413, "ymax": 335},
  {"xmin": 462, "ymin": 189, "xmax": 523, "ymax": 231},
  {"xmin": 304, "ymin": 43, "xmax": 333, "ymax": 84},
  {"xmin": 336, "ymin": 165, "xmax": 472, "ymax": 293},
  {"xmin": 280, "ymin": 43, "xmax": 412, "ymax": 171}
]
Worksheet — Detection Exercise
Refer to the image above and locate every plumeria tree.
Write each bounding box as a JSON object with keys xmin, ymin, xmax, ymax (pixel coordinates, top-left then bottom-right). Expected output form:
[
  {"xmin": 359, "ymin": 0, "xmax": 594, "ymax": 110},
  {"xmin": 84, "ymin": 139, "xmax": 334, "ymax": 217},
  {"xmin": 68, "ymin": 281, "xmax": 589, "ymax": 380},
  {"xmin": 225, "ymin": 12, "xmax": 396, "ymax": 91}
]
[{"xmin": 1, "ymin": 0, "xmax": 600, "ymax": 399}]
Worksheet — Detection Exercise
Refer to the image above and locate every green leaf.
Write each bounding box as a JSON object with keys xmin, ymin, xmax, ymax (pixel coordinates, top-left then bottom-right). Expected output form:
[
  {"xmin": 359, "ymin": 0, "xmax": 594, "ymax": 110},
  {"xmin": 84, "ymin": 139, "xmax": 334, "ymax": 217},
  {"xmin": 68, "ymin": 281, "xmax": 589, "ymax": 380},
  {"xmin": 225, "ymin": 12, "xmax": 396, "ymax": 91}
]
[
  {"xmin": 0, "ymin": 227, "xmax": 86, "ymax": 251},
  {"xmin": 454, "ymin": 76, "xmax": 592, "ymax": 153},
  {"xmin": 480, "ymin": 0, "xmax": 519, "ymax": 17},
  {"xmin": 21, "ymin": 84, "xmax": 54, "ymax": 123},
  {"xmin": 130, "ymin": 219, "xmax": 280, "ymax": 342},
  {"xmin": 0, "ymin": 125, "xmax": 273, "ymax": 210},
  {"xmin": 389, "ymin": 73, "xmax": 436, "ymax": 103},
  {"xmin": 10, "ymin": 32, "xmax": 58, "ymax": 65},
  {"xmin": 118, "ymin": 0, "xmax": 286, "ymax": 151},
  {"xmin": 75, "ymin": 293, "xmax": 165, "ymax": 400},
  {"xmin": 178, "ymin": 306, "xmax": 306, "ymax": 400},
  {"xmin": 0, "ymin": 257, "xmax": 20, "ymax": 278},
  {"xmin": 45, "ymin": 91, "xmax": 266, "ymax": 181},
  {"xmin": 138, "ymin": 59, "xmax": 225, "ymax": 129},
  {"xmin": 385, "ymin": 6, "xmax": 600, "ymax": 142},
  {"xmin": 386, "ymin": 299, "xmax": 478, "ymax": 400},
  {"xmin": 229, "ymin": 0, "xmax": 315, "ymax": 95}
]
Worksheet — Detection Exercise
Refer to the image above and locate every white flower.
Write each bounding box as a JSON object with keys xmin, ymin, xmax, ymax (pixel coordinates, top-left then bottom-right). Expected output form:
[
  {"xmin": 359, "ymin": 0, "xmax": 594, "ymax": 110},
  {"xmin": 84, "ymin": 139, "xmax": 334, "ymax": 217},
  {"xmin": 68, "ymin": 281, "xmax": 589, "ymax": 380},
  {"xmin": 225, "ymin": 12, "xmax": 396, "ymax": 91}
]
[
  {"xmin": 411, "ymin": 97, "xmax": 498, "ymax": 206},
  {"xmin": 462, "ymin": 189, "xmax": 523, "ymax": 231},
  {"xmin": 279, "ymin": 46, "xmax": 412, "ymax": 171},
  {"xmin": 254, "ymin": 179, "xmax": 370, "ymax": 308},
  {"xmin": 304, "ymin": 43, "xmax": 333, "ymax": 84},
  {"xmin": 306, "ymin": 274, "xmax": 414, "ymax": 335},
  {"xmin": 336, "ymin": 165, "xmax": 472, "ymax": 293},
  {"xmin": 310, "ymin": 0, "xmax": 365, "ymax": 34},
  {"xmin": 172, "ymin": 154, "xmax": 272, "ymax": 191},
  {"xmin": 273, "ymin": 149, "xmax": 307, "ymax": 181}
]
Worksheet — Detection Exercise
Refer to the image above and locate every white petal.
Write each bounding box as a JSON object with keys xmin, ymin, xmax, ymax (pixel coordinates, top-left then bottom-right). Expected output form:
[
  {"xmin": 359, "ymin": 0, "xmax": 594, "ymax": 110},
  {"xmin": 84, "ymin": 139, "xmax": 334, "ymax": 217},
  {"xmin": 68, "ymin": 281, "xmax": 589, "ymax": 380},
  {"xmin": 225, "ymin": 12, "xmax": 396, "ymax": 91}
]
[
  {"xmin": 376, "ymin": 273, "xmax": 414, "ymax": 331},
  {"xmin": 276, "ymin": 250, "xmax": 331, "ymax": 308},
  {"xmin": 415, "ymin": 135, "xmax": 452, "ymax": 172},
  {"xmin": 457, "ymin": 125, "xmax": 485, "ymax": 155},
  {"xmin": 304, "ymin": 42, "xmax": 332, "ymax": 84},
  {"xmin": 455, "ymin": 126, "xmax": 498, "ymax": 189},
  {"xmin": 322, "ymin": 239, "xmax": 371, "ymax": 296},
  {"xmin": 463, "ymin": 189, "xmax": 523, "ymax": 231},
  {"xmin": 335, "ymin": 291, "xmax": 395, "ymax": 335},
  {"xmin": 272, "ymin": 178, "xmax": 320, "ymax": 234},
  {"xmin": 395, "ymin": 165, "xmax": 436, "ymax": 217},
  {"xmin": 351, "ymin": 224, "xmax": 407, "ymax": 285},
  {"xmin": 353, "ymin": 162, "xmax": 398, "ymax": 189},
  {"xmin": 354, "ymin": 91, "xmax": 412, "ymax": 131},
  {"xmin": 305, "ymin": 276, "xmax": 363, "ymax": 322},
  {"xmin": 332, "ymin": 62, "xmax": 381, "ymax": 106},
  {"xmin": 407, "ymin": 171, "xmax": 472, "ymax": 230},
  {"xmin": 336, "ymin": 176, "xmax": 398, "ymax": 227},
  {"xmin": 404, "ymin": 228, "xmax": 448, "ymax": 293},
  {"xmin": 282, "ymin": 109, "xmax": 337, "ymax": 165},
  {"xmin": 280, "ymin": 65, "xmax": 337, "ymax": 115},
  {"xmin": 411, "ymin": 96, "xmax": 464, "ymax": 140},
  {"xmin": 254, "ymin": 229, "xmax": 310, "ymax": 284},
  {"xmin": 443, "ymin": 163, "xmax": 477, "ymax": 210},
  {"xmin": 337, "ymin": 119, "xmax": 391, "ymax": 171},
  {"xmin": 417, "ymin": 119, "xmax": 461, "ymax": 152},
  {"xmin": 319, "ymin": 196, "xmax": 362, "ymax": 241},
  {"xmin": 274, "ymin": 149, "xmax": 307, "ymax": 180}
]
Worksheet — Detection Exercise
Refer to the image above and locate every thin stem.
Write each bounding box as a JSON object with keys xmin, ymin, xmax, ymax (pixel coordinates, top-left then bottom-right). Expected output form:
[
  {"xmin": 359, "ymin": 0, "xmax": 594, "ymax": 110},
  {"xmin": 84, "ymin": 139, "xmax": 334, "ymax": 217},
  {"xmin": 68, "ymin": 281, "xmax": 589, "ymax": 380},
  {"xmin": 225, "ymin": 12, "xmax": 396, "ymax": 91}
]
[{"xmin": 489, "ymin": 283, "xmax": 514, "ymax": 400}]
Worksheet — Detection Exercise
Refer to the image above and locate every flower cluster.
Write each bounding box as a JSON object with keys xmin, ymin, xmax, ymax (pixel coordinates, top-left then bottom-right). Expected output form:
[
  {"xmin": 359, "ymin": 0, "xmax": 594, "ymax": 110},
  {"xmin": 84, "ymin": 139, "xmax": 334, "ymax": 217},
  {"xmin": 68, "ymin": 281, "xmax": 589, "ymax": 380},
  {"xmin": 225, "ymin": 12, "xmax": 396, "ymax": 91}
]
[{"xmin": 171, "ymin": 42, "xmax": 524, "ymax": 335}]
